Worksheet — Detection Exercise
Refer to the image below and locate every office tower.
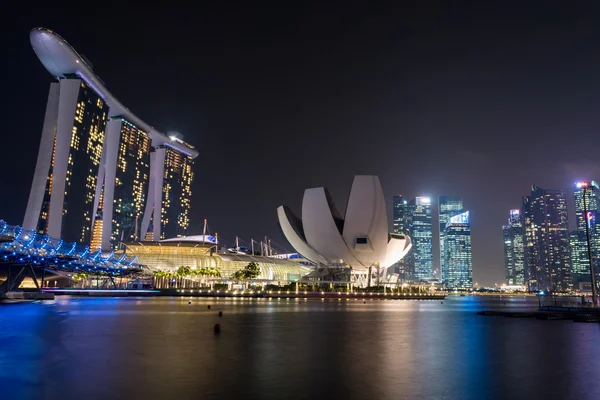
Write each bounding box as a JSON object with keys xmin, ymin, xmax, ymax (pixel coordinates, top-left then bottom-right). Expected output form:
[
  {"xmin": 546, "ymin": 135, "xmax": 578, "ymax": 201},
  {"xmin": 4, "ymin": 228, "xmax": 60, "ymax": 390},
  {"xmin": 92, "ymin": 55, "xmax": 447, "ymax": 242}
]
[
  {"xmin": 407, "ymin": 197, "xmax": 433, "ymax": 281},
  {"xmin": 439, "ymin": 196, "xmax": 463, "ymax": 282},
  {"xmin": 574, "ymin": 181, "xmax": 600, "ymax": 232},
  {"xmin": 443, "ymin": 211, "xmax": 473, "ymax": 289},
  {"xmin": 392, "ymin": 195, "xmax": 410, "ymax": 280},
  {"xmin": 522, "ymin": 185, "xmax": 571, "ymax": 292},
  {"xmin": 570, "ymin": 230, "xmax": 589, "ymax": 287},
  {"xmin": 502, "ymin": 209, "xmax": 524, "ymax": 285},
  {"xmin": 24, "ymin": 28, "xmax": 199, "ymax": 249},
  {"xmin": 572, "ymin": 181, "xmax": 600, "ymax": 286},
  {"xmin": 393, "ymin": 195, "xmax": 409, "ymax": 235}
]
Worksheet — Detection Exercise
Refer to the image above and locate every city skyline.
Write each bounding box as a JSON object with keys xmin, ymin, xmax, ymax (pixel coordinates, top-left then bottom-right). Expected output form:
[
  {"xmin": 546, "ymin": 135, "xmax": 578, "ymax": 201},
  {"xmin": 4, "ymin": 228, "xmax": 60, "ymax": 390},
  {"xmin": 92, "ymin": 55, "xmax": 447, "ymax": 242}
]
[{"xmin": 4, "ymin": 4, "xmax": 600, "ymax": 286}]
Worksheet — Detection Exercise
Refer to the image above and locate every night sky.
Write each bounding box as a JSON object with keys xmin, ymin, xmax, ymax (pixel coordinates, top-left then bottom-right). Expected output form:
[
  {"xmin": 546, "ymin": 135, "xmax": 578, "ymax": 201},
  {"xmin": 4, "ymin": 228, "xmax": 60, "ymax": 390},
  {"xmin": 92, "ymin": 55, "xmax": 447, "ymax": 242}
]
[{"xmin": 3, "ymin": 2, "xmax": 600, "ymax": 286}]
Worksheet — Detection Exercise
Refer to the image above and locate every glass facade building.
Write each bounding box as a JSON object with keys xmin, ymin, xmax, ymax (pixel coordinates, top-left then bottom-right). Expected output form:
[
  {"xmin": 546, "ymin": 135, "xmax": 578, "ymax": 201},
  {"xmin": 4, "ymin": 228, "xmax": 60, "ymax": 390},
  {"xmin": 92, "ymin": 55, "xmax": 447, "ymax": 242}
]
[
  {"xmin": 522, "ymin": 185, "xmax": 571, "ymax": 292},
  {"xmin": 502, "ymin": 209, "xmax": 525, "ymax": 285},
  {"xmin": 407, "ymin": 197, "xmax": 433, "ymax": 281},
  {"xmin": 443, "ymin": 211, "xmax": 472, "ymax": 289},
  {"xmin": 393, "ymin": 195, "xmax": 408, "ymax": 235},
  {"xmin": 111, "ymin": 119, "xmax": 151, "ymax": 242},
  {"xmin": 572, "ymin": 181, "xmax": 600, "ymax": 287},
  {"xmin": 570, "ymin": 230, "xmax": 589, "ymax": 287},
  {"xmin": 160, "ymin": 146, "xmax": 195, "ymax": 239},
  {"xmin": 392, "ymin": 195, "xmax": 410, "ymax": 281},
  {"xmin": 439, "ymin": 196, "xmax": 463, "ymax": 282}
]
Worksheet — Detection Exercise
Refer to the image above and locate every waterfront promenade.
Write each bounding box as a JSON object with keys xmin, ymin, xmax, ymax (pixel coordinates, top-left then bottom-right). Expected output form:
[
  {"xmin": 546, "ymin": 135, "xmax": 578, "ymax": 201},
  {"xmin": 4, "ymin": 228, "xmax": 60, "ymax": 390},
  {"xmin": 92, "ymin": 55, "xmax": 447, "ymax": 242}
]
[{"xmin": 40, "ymin": 288, "xmax": 446, "ymax": 300}]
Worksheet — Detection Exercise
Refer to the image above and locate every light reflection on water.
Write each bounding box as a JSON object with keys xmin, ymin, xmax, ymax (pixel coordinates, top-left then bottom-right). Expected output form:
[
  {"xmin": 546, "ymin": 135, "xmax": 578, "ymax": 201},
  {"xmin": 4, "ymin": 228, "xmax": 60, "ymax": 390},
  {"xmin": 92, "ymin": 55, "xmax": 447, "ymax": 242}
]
[{"xmin": 0, "ymin": 295, "xmax": 599, "ymax": 400}]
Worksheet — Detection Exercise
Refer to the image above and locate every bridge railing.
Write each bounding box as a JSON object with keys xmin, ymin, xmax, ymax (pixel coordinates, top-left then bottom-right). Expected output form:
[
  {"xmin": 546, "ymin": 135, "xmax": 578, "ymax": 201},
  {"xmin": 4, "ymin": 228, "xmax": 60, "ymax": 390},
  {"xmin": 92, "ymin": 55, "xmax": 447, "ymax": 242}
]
[{"xmin": 0, "ymin": 220, "xmax": 142, "ymax": 275}]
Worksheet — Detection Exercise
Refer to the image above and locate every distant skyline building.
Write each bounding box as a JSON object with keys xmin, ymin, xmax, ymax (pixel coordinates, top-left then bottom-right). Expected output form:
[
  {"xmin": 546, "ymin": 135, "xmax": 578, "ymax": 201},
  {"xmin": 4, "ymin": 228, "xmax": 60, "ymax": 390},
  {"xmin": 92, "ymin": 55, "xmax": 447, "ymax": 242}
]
[
  {"xmin": 570, "ymin": 230, "xmax": 589, "ymax": 286},
  {"xmin": 23, "ymin": 28, "xmax": 199, "ymax": 249},
  {"xmin": 442, "ymin": 211, "xmax": 473, "ymax": 289},
  {"xmin": 393, "ymin": 195, "xmax": 409, "ymax": 235},
  {"xmin": 439, "ymin": 196, "xmax": 463, "ymax": 282},
  {"xmin": 522, "ymin": 185, "xmax": 571, "ymax": 292},
  {"xmin": 392, "ymin": 195, "xmax": 410, "ymax": 281},
  {"xmin": 407, "ymin": 197, "xmax": 433, "ymax": 281},
  {"xmin": 571, "ymin": 181, "xmax": 600, "ymax": 287},
  {"xmin": 502, "ymin": 209, "xmax": 524, "ymax": 285}
]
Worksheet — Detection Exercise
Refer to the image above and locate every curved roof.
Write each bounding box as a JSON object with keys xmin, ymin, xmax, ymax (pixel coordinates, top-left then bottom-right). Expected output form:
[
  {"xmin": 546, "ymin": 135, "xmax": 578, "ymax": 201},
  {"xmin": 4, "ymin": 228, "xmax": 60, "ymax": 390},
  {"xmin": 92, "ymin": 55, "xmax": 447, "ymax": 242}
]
[
  {"xmin": 160, "ymin": 235, "xmax": 217, "ymax": 244},
  {"xmin": 278, "ymin": 175, "xmax": 413, "ymax": 270},
  {"xmin": 30, "ymin": 27, "xmax": 198, "ymax": 158}
]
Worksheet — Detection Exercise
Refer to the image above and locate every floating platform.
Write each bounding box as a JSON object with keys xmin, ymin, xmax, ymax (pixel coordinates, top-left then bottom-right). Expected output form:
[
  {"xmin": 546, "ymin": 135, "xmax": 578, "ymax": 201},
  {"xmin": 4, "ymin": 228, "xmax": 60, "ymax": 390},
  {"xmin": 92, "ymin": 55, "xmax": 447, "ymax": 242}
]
[{"xmin": 477, "ymin": 309, "xmax": 600, "ymax": 323}]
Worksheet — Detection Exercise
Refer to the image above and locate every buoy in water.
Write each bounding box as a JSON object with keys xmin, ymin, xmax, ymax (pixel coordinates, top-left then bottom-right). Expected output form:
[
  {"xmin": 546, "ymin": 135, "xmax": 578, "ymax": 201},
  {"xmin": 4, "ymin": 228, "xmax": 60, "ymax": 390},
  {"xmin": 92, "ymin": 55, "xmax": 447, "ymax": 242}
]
[
  {"xmin": 207, "ymin": 305, "xmax": 211, "ymax": 309},
  {"xmin": 218, "ymin": 311, "xmax": 223, "ymax": 317},
  {"xmin": 214, "ymin": 324, "xmax": 221, "ymax": 334}
]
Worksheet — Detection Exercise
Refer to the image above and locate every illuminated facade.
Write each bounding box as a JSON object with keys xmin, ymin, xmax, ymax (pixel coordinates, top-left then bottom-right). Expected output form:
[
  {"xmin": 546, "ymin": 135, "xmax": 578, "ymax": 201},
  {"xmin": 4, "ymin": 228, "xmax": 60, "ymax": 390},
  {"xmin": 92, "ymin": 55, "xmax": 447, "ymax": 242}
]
[
  {"xmin": 125, "ymin": 240, "xmax": 312, "ymax": 281},
  {"xmin": 439, "ymin": 196, "xmax": 463, "ymax": 282},
  {"xmin": 407, "ymin": 197, "xmax": 433, "ymax": 281},
  {"xmin": 502, "ymin": 209, "xmax": 524, "ymax": 285},
  {"xmin": 24, "ymin": 28, "xmax": 198, "ymax": 250},
  {"xmin": 392, "ymin": 195, "xmax": 411, "ymax": 280},
  {"xmin": 442, "ymin": 211, "xmax": 472, "ymax": 289},
  {"xmin": 572, "ymin": 181, "xmax": 600, "ymax": 286},
  {"xmin": 109, "ymin": 119, "xmax": 151, "ymax": 243},
  {"xmin": 393, "ymin": 195, "xmax": 409, "ymax": 235},
  {"xmin": 570, "ymin": 230, "xmax": 589, "ymax": 284},
  {"xmin": 522, "ymin": 185, "xmax": 571, "ymax": 292},
  {"xmin": 160, "ymin": 145, "xmax": 194, "ymax": 239},
  {"xmin": 25, "ymin": 78, "xmax": 108, "ymax": 243}
]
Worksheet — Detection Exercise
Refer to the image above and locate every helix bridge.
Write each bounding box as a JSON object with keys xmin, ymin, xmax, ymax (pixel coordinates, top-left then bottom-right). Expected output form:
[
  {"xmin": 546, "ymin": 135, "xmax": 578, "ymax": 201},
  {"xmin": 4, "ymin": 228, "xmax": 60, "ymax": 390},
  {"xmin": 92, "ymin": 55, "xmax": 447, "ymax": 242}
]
[{"xmin": 0, "ymin": 220, "xmax": 145, "ymax": 294}]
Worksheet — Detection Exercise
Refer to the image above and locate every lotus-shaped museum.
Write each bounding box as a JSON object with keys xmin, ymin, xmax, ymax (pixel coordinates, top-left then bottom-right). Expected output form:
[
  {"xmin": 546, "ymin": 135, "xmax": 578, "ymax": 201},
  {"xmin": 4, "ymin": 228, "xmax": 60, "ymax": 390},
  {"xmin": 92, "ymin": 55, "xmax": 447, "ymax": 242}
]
[{"xmin": 277, "ymin": 176, "xmax": 412, "ymax": 272}]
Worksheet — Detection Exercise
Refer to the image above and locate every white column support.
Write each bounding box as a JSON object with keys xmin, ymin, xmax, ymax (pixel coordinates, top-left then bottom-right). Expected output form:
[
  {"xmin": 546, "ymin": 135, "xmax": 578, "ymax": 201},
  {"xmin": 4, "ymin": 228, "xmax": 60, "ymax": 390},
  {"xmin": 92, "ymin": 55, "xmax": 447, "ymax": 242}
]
[
  {"xmin": 47, "ymin": 79, "xmax": 81, "ymax": 239},
  {"xmin": 101, "ymin": 119, "xmax": 122, "ymax": 250},
  {"xmin": 141, "ymin": 148, "xmax": 166, "ymax": 240},
  {"xmin": 140, "ymin": 151, "xmax": 155, "ymax": 241},
  {"xmin": 153, "ymin": 148, "xmax": 166, "ymax": 240},
  {"xmin": 23, "ymin": 82, "xmax": 60, "ymax": 231}
]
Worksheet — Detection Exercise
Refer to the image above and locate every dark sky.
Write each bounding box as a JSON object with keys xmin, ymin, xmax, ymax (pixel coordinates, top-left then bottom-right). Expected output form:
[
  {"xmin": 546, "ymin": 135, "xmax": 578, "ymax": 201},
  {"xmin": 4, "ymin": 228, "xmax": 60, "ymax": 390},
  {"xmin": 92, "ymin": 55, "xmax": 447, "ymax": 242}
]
[{"xmin": 2, "ymin": 2, "xmax": 600, "ymax": 286}]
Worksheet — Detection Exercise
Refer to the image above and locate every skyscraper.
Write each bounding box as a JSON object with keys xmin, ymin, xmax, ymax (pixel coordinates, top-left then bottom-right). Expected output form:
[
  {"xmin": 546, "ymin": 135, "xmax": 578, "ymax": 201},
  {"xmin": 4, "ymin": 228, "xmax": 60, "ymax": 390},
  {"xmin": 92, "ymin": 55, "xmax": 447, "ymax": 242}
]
[
  {"xmin": 24, "ymin": 28, "xmax": 199, "ymax": 249},
  {"xmin": 439, "ymin": 196, "xmax": 463, "ymax": 282},
  {"xmin": 574, "ymin": 181, "xmax": 600, "ymax": 232},
  {"xmin": 406, "ymin": 197, "xmax": 433, "ymax": 281},
  {"xmin": 158, "ymin": 144, "xmax": 195, "ymax": 239},
  {"xmin": 522, "ymin": 185, "xmax": 571, "ymax": 292},
  {"xmin": 502, "ymin": 209, "xmax": 524, "ymax": 285},
  {"xmin": 393, "ymin": 195, "xmax": 408, "ymax": 235},
  {"xmin": 443, "ymin": 211, "xmax": 472, "ymax": 289},
  {"xmin": 572, "ymin": 181, "xmax": 600, "ymax": 287},
  {"xmin": 392, "ymin": 195, "xmax": 410, "ymax": 280},
  {"xmin": 570, "ymin": 230, "xmax": 589, "ymax": 285}
]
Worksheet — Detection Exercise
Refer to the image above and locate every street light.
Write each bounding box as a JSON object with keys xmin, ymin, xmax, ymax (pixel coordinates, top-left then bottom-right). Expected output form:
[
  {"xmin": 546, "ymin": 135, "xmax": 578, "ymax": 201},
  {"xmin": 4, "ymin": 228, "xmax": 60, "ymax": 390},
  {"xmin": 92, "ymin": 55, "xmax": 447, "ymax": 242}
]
[{"xmin": 582, "ymin": 183, "xmax": 598, "ymax": 307}]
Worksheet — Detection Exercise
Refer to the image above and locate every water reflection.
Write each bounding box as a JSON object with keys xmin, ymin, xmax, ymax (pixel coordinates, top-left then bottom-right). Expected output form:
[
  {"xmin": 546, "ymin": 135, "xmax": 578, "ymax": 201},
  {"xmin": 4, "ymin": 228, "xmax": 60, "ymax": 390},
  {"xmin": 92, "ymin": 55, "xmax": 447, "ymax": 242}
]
[{"xmin": 1, "ymin": 296, "xmax": 600, "ymax": 399}]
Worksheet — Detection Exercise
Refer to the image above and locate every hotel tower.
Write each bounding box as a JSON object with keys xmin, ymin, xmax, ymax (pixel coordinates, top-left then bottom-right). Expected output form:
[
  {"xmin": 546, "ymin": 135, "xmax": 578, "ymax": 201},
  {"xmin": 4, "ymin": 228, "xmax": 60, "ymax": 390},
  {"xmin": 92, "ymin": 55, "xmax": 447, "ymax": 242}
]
[{"xmin": 24, "ymin": 28, "xmax": 199, "ymax": 250}]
